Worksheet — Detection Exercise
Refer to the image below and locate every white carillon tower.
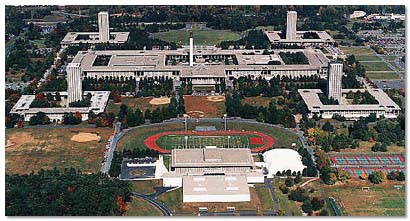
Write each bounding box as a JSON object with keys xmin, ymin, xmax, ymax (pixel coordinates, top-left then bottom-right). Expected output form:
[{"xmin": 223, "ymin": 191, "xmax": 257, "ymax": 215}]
[
  {"xmin": 98, "ymin": 11, "xmax": 110, "ymax": 42},
  {"xmin": 286, "ymin": 11, "xmax": 297, "ymax": 40},
  {"xmin": 67, "ymin": 62, "xmax": 83, "ymax": 104},
  {"xmin": 189, "ymin": 31, "xmax": 194, "ymax": 66}
]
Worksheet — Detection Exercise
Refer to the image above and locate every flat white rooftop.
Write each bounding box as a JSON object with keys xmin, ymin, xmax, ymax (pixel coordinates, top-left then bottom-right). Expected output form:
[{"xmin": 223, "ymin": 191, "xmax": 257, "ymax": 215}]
[
  {"xmin": 61, "ymin": 32, "xmax": 129, "ymax": 45},
  {"xmin": 70, "ymin": 48, "xmax": 329, "ymax": 76},
  {"xmin": 182, "ymin": 175, "xmax": 250, "ymax": 202},
  {"xmin": 264, "ymin": 31, "xmax": 335, "ymax": 43},
  {"xmin": 10, "ymin": 91, "xmax": 110, "ymax": 115},
  {"xmin": 171, "ymin": 148, "xmax": 254, "ymax": 168},
  {"xmin": 298, "ymin": 88, "xmax": 400, "ymax": 111}
]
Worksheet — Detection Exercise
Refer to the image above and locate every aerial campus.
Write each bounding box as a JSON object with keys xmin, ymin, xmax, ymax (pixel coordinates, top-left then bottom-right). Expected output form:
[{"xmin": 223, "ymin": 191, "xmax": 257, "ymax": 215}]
[{"xmin": 4, "ymin": 5, "xmax": 406, "ymax": 217}]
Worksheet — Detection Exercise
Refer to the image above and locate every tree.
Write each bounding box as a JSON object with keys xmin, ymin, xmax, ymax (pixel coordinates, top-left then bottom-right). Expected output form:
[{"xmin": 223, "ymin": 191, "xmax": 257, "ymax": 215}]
[
  {"xmin": 285, "ymin": 178, "xmax": 295, "ymax": 187},
  {"xmin": 319, "ymin": 209, "xmax": 329, "ymax": 216},
  {"xmin": 301, "ymin": 200, "xmax": 313, "ymax": 214},
  {"xmin": 322, "ymin": 121, "xmax": 334, "ymax": 132},
  {"xmin": 311, "ymin": 197, "xmax": 324, "ymax": 211},
  {"xmin": 294, "ymin": 173, "xmax": 302, "ymax": 184},
  {"xmin": 396, "ymin": 171, "xmax": 405, "ymax": 181},
  {"xmin": 369, "ymin": 171, "xmax": 386, "ymax": 184}
]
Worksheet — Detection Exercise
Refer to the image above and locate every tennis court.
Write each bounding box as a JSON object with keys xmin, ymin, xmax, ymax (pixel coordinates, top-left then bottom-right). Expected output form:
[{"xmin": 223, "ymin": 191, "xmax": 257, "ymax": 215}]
[{"xmin": 329, "ymin": 154, "xmax": 405, "ymax": 177}]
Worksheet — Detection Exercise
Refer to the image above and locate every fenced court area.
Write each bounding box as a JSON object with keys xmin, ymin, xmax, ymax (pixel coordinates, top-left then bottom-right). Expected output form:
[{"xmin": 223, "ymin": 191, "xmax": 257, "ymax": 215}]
[{"xmin": 329, "ymin": 154, "xmax": 405, "ymax": 177}]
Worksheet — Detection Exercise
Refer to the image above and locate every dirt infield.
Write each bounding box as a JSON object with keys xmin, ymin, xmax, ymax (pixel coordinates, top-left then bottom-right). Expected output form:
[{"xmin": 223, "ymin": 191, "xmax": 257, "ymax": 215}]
[
  {"xmin": 149, "ymin": 97, "xmax": 170, "ymax": 105},
  {"xmin": 206, "ymin": 95, "xmax": 225, "ymax": 102},
  {"xmin": 184, "ymin": 95, "xmax": 225, "ymax": 118},
  {"xmin": 144, "ymin": 130, "xmax": 274, "ymax": 153},
  {"xmin": 70, "ymin": 132, "xmax": 100, "ymax": 142}
]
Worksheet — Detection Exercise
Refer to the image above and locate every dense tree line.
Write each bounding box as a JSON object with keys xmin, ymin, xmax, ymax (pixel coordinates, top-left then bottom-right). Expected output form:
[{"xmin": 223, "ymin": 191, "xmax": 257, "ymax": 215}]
[
  {"xmin": 82, "ymin": 77, "xmax": 137, "ymax": 94},
  {"xmin": 6, "ymin": 168, "xmax": 131, "ymax": 216},
  {"xmin": 279, "ymin": 52, "xmax": 309, "ymax": 65},
  {"xmin": 225, "ymin": 91, "xmax": 296, "ymax": 128},
  {"xmin": 138, "ymin": 77, "xmax": 173, "ymax": 97}
]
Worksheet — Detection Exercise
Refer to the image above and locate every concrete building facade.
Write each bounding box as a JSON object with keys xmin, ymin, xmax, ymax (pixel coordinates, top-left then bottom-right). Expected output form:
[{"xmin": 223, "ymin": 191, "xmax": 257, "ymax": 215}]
[
  {"xmin": 67, "ymin": 62, "xmax": 83, "ymax": 103},
  {"xmin": 327, "ymin": 62, "xmax": 343, "ymax": 102},
  {"xmin": 286, "ymin": 11, "xmax": 297, "ymax": 40},
  {"xmin": 98, "ymin": 11, "xmax": 110, "ymax": 42}
]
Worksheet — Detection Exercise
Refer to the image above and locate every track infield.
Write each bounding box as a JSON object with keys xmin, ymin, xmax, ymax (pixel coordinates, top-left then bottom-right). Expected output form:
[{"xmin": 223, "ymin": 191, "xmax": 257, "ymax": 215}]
[{"xmin": 144, "ymin": 130, "xmax": 274, "ymax": 153}]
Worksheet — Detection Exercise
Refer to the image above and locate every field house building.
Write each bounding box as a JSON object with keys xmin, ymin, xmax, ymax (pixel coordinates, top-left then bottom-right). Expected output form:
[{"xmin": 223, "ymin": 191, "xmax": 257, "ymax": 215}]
[{"xmin": 162, "ymin": 148, "xmax": 264, "ymax": 203}]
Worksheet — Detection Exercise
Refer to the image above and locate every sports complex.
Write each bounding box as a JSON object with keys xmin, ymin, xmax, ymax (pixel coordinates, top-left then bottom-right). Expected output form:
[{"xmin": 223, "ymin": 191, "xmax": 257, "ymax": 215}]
[{"xmin": 143, "ymin": 128, "xmax": 274, "ymax": 154}]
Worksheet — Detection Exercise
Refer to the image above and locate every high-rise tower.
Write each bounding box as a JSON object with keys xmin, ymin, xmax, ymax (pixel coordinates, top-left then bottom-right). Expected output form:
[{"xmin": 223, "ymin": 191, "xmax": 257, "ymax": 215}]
[
  {"xmin": 67, "ymin": 62, "xmax": 83, "ymax": 104},
  {"xmin": 189, "ymin": 31, "xmax": 194, "ymax": 66},
  {"xmin": 98, "ymin": 12, "xmax": 110, "ymax": 42},
  {"xmin": 327, "ymin": 62, "xmax": 343, "ymax": 102},
  {"xmin": 286, "ymin": 11, "xmax": 297, "ymax": 40}
]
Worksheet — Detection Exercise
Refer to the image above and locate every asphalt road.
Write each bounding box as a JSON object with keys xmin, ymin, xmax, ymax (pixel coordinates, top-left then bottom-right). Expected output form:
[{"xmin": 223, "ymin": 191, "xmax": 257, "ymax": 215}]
[{"xmin": 131, "ymin": 192, "xmax": 172, "ymax": 216}]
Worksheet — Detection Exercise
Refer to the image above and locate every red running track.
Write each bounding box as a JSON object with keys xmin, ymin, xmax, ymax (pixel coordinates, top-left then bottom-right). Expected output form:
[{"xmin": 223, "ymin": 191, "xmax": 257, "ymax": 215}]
[{"xmin": 143, "ymin": 130, "xmax": 275, "ymax": 154}]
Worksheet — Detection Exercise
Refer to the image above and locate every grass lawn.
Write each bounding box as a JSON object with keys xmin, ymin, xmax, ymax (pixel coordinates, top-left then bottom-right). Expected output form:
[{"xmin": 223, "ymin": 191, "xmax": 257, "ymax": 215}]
[
  {"xmin": 382, "ymin": 56, "xmax": 398, "ymax": 62},
  {"xmin": 117, "ymin": 121, "xmax": 302, "ymax": 151},
  {"xmin": 355, "ymin": 55, "xmax": 382, "ymax": 62},
  {"xmin": 255, "ymin": 186, "xmax": 275, "ymax": 211},
  {"xmin": 340, "ymin": 47, "xmax": 375, "ymax": 56},
  {"xmin": 272, "ymin": 179, "xmax": 303, "ymax": 216},
  {"xmin": 107, "ymin": 97, "xmax": 168, "ymax": 115},
  {"xmin": 153, "ymin": 29, "xmax": 241, "ymax": 46},
  {"xmin": 362, "ymin": 62, "xmax": 392, "ymax": 72},
  {"xmin": 130, "ymin": 180, "xmax": 162, "ymax": 195},
  {"xmin": 366, "ymin": 71, "xmax": 400, "ymax": 80},
  {"xmin": 5, "ymin": 127, "xmax": 113, "ymax": 175},
  {"xmin": 157, "ymin": 187, "xmax": 186, "ymax": 215},
  {"xmin": 329, "ymin": 141, "xmax": 404, "ymax": 154},
  {"xmin": 305, "ymin": 179, "xmax": 405, "ymax": 216},
  {"xmin": 124, "ymin": 196, "xmax": 162, "ymax": 216},
  {"xmin": 242, "ymin": 96, "xmax": 276, "ymax": 107},
  {"xmin": 156, "ymin": 134, "xmax": 259, "ymax": 150}
]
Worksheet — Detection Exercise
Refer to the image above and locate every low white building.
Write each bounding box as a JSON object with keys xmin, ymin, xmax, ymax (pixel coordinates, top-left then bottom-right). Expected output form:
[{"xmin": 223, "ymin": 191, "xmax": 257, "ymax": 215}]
[
  {"xmin": 350, "ymin": 11, "xmax": 367, "ymax": 19},
  {"xmin": 10, "ymin": 91, "xmax": 110, "ymax": 122},
  {"xmin": 298, "ymin": 88, "xmax": 400, "ymax": 120},
  {"xmin": 263, "ymin": 149, "xmax": 306, "ymax": 178},
  {"xmin": 183, "ymin": 175, "xmax": 250, "ymax": 203}
]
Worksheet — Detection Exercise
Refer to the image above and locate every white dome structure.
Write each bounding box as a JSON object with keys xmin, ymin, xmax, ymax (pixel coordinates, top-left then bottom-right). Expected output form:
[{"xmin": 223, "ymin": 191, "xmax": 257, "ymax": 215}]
[{"xmin": 263, "ymin": 149, "xmax": 306, "ymax": 178}]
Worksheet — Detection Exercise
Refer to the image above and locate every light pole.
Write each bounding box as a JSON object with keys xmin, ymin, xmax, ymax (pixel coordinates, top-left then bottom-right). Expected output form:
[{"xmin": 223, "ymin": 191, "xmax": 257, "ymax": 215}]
[
  {"xmin": 185, "ymin": 136, "xmax": 188, "ymax": 149},
  {"xmin": 228, "ymin": 136, "xmax": 231, "ymax": 148},
  {"xmin": 223, "ymin": 114, "xmax": 227, "ymax": 131},
  {"xmin": 183, "ymin": 114, "xmax": 188, "ymax": 131}
]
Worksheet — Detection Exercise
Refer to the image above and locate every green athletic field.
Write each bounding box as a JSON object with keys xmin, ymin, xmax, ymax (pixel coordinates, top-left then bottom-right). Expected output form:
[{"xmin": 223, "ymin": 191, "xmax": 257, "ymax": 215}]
[
  {"xmin": 155, "ymin": 134, "xmax": 254, "ymax": 150},
  {"xmin": 152, "ymin": 29, "xmax": 241, "ymax": 45}
]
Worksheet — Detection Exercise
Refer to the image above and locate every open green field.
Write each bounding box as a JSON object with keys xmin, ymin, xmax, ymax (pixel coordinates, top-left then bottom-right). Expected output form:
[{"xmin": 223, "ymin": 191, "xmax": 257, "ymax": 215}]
[
  {"xmin": 382, "ymin": 56, "xmax": 398, "ymax": 62},
  {"xmin": 366, "ymin": 71, "xmax": 400, "ymax": 80},
  {"xmin": 117, "ymin": 122, "xmax": 302, "ymax": 151},
  {"xmin": 362, "ymin": 62, "xmax": 392, "ymax": 72},
  {"xmin": 107, "ymin": 97, "xmax": 168, "ymax": 115},
  {"xmin": 340, "ymin": 47, "xmax": 375, "ymax": 56},
  {"xmin": 5, "ymin": 127, "xmax": 113, "ymax": 175},
  {"xmin": 255, "ymin": 186, "xmax": 275, "ymax": 211},
  {"xmin": 355, "ymin": 55, "xmax": 382, "ymax": 62},
  {"xmin": 125, "ymin": 197, "xmax": 162, "ymax": 216},
  {"xmin": 242, "ymin": 96, "xmax": 276, "ymax": 107},
  {"xmin": 130, "ymin": 180, "xmax": 162, "ymax": 195},
  {"xmin": 305, "ymin": 180, "xmax": 405, "ymax": 216},
  {"xmin": 153, "ymin": 29, "xmax": 241, "ymax": 45},
  {"xmin": 272, "ymin": 179, "xmax": 303, "ymax": 216},
  {"xmin": 156, "ymin": 134, "xmax": 256, "ymax": 149}
]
